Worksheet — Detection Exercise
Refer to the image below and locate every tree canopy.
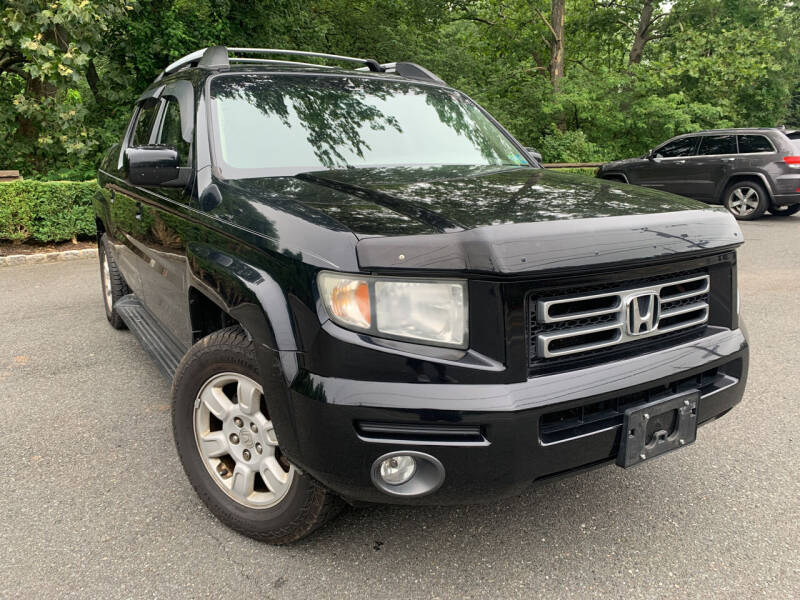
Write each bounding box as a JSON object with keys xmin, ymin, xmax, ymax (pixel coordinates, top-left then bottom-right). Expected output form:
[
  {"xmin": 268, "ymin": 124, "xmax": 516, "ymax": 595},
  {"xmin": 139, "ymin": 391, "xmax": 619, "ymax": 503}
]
[{"xmin": 1, "ymin": 0, "xmax": 798, "ymax": 179}]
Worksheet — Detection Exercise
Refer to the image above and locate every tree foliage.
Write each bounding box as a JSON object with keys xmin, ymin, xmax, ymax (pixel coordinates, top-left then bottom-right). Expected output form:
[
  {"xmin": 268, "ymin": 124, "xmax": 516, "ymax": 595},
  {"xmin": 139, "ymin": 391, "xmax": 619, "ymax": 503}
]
[{"xmin": 1, "ymin": 0, "xmax": 799, "ymax": 175}]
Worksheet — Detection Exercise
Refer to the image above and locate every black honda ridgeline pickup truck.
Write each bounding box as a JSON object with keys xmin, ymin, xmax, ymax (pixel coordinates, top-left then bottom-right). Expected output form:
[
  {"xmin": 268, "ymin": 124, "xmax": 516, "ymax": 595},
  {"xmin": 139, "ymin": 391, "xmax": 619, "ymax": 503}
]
[{"xmin": 94, "ymin": 46, "xmax": 749, "ymax": 543}]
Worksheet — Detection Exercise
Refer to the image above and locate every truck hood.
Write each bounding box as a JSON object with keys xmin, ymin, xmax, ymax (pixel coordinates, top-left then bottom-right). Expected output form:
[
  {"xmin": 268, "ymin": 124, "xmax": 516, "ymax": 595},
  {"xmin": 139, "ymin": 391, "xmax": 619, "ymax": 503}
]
[
  {"xmin": 294, "ymin": 165, "xmax": 703, "ymax": 233},
  {"xmin": 222, "ymin": 165, "xmax": 743, "ymax": 274}
]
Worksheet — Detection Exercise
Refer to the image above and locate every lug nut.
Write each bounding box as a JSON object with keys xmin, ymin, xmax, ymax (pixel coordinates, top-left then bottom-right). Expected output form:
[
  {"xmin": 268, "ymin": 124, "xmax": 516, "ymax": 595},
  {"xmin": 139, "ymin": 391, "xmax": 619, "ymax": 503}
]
[
  {"xmin": 243, "ymin": 449, "xmax": 251, "ymax": 461},
  {"xmin": 229, "ymin": 433, "xmax": 239, "ymax": 444},
  {"xmin": 234, "ymin": 417, "xmax": 243, "ymax": 428},
  {"xmin": 255, "ymin": 443, "xmax": 262, "ymax": 454},
  {"xmin": 250, "ymin": 423, "xmax": 258, "ymax": 433}
]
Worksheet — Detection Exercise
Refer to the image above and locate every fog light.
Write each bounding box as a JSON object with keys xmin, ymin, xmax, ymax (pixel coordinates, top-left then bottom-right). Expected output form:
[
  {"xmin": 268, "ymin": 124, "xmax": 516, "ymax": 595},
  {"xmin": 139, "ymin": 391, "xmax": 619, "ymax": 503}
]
[
  {"xmin": 379, "ymin": 455, "xmax": 416, "ymax": 485},
  {"xmin": 371, "ymin": 451, "xmax": 445, "ymax": 497}
]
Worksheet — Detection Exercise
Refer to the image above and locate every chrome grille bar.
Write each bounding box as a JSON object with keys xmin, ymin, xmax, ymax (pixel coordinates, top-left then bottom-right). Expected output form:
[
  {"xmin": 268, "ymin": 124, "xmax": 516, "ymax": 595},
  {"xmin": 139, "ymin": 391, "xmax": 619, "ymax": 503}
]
[{"xmin": 534, "ymin": 274, "xmax": 710, "ymax": 359}]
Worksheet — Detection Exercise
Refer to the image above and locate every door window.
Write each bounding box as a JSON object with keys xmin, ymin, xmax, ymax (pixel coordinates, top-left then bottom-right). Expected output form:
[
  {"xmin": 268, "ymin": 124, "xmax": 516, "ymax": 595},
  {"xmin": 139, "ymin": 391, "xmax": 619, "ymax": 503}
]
[
  {"xmin": 737, "ymin": 135, "xmax": 774, "ymax": 154},
  {"xmin": 158, "ymin": 100, "xmax": 191, "ymax": 166},
  {"xmin": 130, "ymin": 99, "xmax": 161, "ymax": 147},
  {"xmin": 655, "ymin": 137, "xmax": 698, "ymax": 158},
  {"xmin": 697, "ymin": 135, "xmax": 737, "ymax": 156}
]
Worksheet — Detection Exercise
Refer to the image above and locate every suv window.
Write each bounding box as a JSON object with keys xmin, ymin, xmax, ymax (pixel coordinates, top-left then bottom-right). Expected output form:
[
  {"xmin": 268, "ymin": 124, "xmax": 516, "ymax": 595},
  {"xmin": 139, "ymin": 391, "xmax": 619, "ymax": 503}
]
[
  {"xmin": 656, "ymin": 137, "xmax": 698, "ymax": 158},
  {"xmin": 158, "ymin": 100, "xmax": 191, "ymax": 166},
  {"xmin": 787, "ymin": 132, "xmax": 800, "ymax": 153},
  {"xmin": 697, "ymin": 135, "xmax": 737, "ymax": 156},
  {"xmin": 131, "ymin": 99, "xmax": 161, "ymax": 147},
  {"xmin": 737, "ymin": 135, "xmax": 774, "ymax": 154}
]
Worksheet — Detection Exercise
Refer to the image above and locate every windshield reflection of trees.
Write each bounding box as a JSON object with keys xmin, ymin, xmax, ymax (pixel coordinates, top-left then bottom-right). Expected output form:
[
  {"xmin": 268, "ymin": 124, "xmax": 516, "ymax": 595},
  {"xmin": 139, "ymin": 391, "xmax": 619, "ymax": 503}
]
[{"xmin": 211, "ymin": 75, "xmax": 517, "ymax": 169}]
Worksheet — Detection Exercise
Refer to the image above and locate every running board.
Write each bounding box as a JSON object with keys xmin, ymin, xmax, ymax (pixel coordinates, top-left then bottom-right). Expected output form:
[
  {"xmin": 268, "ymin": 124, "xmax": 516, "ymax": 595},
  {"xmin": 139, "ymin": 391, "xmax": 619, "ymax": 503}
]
[{"xmin": 115, "ymin": 295, "xmax": 187, "ymax": 380}]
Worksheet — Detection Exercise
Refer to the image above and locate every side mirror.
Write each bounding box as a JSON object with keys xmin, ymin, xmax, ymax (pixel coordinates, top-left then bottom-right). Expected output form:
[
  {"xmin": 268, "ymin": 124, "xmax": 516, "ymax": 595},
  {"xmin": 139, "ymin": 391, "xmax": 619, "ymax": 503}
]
[
  {"xmin": 525, "ymin": 147, "xmax": 543, "ymax": 163},
  {"xmin": 126, "ymin": 146, "xmax": 180, "ymax": 186},
  {"xmin": 646, "ymin": 149, "xmax": 656, "ymax": 160}
]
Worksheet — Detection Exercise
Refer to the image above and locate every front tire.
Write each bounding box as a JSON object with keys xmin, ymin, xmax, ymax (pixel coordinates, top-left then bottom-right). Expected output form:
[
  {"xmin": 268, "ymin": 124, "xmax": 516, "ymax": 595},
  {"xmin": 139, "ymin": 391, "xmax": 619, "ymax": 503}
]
[
  {"xmin": 723, "ymin": 181, "xmax": 768, "ymax": 220},
  {"xmin": 172, "ymin": 326, "xmax": 343, "ymax": 544},
  {"xmin": 768, "ymin": 204, "xmax": 800, "ymax": 217}
]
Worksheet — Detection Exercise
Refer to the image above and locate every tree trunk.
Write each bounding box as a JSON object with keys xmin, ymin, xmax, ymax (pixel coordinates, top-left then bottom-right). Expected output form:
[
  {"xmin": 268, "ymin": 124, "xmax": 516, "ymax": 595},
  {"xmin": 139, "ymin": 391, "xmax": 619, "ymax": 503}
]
[
  {"xmin": 628, "ymin": 0, "xmax": 655, "ymax": 65},
  {"xmin": 549, "ymin": 0, "xmax": 566, "ymax": 91},
  {"xmin": 86, "ymin": 59, "xmax": 101, "ymax": 101},
  {"xmin": 15, "ymin": 76, "xmax": 58, "ymax": 172}
]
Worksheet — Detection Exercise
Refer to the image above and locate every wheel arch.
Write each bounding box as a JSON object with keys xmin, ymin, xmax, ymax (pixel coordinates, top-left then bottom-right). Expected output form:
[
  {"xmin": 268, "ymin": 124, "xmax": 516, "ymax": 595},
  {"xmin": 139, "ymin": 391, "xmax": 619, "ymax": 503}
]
[
  {"xmin": 600, "ymin": 172, "xmax": 629, "ymax": 183},
  {"xmin": 718, "ymin": 173, "xmax": 774, "ymax": 205},
  {"xmin": 185, "ymin": 249, "xmax": 300, "ymax": 354}
]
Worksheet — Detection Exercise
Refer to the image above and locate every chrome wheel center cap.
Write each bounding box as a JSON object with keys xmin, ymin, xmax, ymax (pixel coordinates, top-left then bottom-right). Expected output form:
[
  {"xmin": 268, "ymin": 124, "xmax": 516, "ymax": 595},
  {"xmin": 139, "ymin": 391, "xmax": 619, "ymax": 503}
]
[{"xmin": 239, "ymin": 429, "xmax": 255, "ymax": 449}]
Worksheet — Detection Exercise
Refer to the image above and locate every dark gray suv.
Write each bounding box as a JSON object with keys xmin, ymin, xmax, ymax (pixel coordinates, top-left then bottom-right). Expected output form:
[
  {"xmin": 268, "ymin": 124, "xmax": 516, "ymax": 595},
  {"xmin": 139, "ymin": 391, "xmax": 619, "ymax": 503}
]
[{"xmin": 598, "ymin": 128, "xmax": 800, "ymax": 220}]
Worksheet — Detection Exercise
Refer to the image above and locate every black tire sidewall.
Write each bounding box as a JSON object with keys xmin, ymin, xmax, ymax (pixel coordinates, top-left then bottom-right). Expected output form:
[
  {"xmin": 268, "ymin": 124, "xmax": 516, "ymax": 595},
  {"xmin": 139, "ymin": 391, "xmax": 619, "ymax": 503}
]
[
  {"xmin": 171, "ymin": 334, "xmax": 322, "ymax": 539},
  {"xmin": 98, "ymin": 235, "xmax": 126, "ymax": 328},
  {"xmin": 724, "ymin": 181, "xmax": 768, "ymax": 220},
  {"xmin": 768, "ymin": 204, "xmax": 800, "ymax": 217}
]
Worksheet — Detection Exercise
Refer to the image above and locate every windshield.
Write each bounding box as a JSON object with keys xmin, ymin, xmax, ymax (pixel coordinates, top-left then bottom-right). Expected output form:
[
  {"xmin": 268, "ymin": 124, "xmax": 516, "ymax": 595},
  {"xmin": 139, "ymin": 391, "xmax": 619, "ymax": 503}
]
[{"xmin": 209, "ymin": 74, "xmax": 529, "ymax": 178}]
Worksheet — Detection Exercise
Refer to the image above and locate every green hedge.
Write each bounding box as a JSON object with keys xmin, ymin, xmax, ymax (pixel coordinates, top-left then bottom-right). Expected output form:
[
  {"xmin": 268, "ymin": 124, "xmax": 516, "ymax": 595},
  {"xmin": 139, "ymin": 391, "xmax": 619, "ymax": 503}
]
[{"xmin": 0, "ymin": 180, "xmax": 99, "ymax": 243}]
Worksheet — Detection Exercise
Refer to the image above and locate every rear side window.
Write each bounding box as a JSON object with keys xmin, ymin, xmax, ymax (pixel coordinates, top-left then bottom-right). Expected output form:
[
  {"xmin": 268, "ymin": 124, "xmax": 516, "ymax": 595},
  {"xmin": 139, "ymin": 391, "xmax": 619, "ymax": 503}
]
[
  {"xmin": 131, "ymin": 99, "xmax": 161, "ymax": 147},
  {"xmin": 738, "ymin": 135, "xmax": 774, "ymax": 154},
  {"xmin": 787, "ymin": 133, "xmax": 800, "ymax": 153},
  {"xmin": 697, "ymin": 135, "xmax": 737, "ymax": 156},
  {"xmin": 656, "ymin": 137, "xmax": 698, "ymax": 158}
]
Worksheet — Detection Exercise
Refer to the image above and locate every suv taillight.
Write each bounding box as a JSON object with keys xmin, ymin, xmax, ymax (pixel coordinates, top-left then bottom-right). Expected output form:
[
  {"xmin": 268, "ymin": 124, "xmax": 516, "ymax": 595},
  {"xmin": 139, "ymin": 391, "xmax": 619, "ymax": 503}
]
[{"xmin": 784, "ymin": 156, "xmax": 800, "ymax": 169}]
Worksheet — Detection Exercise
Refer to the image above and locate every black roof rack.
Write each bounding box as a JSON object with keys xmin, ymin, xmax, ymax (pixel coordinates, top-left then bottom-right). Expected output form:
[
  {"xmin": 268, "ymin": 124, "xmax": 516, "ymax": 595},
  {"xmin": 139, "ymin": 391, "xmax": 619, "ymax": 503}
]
[{"xmin": 154, "ymin": 46, "xmax": 445, "ymax": 85}]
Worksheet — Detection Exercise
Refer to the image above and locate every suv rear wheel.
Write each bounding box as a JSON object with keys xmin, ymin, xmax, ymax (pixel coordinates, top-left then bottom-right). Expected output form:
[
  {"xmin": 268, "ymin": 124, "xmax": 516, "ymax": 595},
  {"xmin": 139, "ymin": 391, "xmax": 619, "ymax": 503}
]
[
  {"xmin": 724, "ymin": 181, "xmax": 768, "ymax": 220},
  {"xmin": 172, "ymin": 326, "xmax": 343, "ymax": 543},
  {"xmin": 98, "ymin": 234, "xmax": 130, "ymax": 329},
  {"xmin": 768, "ymin": 204, "xmax": 800, "ymax": 217}
]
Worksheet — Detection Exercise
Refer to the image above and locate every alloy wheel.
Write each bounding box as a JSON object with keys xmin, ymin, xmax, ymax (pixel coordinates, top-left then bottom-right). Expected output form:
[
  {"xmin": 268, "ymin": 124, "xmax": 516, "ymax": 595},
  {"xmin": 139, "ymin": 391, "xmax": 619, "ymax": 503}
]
[
  {"xmin": 102, "ymin": 251, "xmax": 113, "ymax": 312},
  {"xmin": 728, "ymin": 187, "xmax": 759, "ymax": 217},
  {"xmin": 193, "ymin": 372, "xmax": 294, "ymax": 509}
]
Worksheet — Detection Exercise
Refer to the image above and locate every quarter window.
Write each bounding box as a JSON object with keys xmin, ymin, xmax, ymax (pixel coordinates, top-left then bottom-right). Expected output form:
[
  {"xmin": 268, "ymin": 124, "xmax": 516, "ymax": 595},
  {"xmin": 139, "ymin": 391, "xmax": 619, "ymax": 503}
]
[
  {"xmin": 131, "ymin": 99, "xmax": 161, "ymax": 147},
  {"xmin": 697, "ymin": 135, "xmax": 737, "ymax": 156},
  {"xmin": 737, "ymin": 135, "xmax": 774, "ymax": 154},
  {"xmin": 655, "ymin": 137, "xmax": 698, "ymax": 158}
]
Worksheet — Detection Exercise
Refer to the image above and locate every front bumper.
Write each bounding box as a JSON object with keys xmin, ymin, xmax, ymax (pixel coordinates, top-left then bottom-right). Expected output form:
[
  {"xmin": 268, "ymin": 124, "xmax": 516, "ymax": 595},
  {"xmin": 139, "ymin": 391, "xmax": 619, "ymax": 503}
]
[{"xmin": 270, "ymin": 327, "xmax": 748, "ymax": 505}]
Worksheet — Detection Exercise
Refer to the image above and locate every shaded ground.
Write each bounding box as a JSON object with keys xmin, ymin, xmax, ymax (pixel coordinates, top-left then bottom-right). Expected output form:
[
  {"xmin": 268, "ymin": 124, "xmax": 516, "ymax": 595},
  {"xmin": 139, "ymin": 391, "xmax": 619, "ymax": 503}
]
[
  {"xmin": 0, "ymin": 216, "xmax": 798, "ymax": 599},
  {"xmin": 0, "ymin": 239, "xmax": 96, "ymax": 256}
]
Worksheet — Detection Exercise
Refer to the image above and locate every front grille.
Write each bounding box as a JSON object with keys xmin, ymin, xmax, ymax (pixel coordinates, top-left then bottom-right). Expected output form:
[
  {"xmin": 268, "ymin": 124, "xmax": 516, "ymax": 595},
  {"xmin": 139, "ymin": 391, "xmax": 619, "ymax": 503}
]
[{"xmin": 532, "ymin": 273, "xmax": 709, "ymax": 360}]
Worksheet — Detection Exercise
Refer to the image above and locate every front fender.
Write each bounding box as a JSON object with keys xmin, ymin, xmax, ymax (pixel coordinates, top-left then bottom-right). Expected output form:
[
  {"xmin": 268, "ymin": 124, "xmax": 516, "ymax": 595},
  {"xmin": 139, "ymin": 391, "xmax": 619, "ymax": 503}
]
[{"xmin": 186, "ymin": 243, "xmax": 302, "ymax": 353}]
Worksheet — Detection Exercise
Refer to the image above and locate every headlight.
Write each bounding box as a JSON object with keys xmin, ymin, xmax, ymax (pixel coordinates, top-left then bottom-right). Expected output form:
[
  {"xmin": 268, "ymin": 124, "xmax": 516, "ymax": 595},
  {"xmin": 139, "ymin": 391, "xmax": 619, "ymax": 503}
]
[{"xmin": 317, "ymin": 272, "xmax": 468, "ymax": 348}]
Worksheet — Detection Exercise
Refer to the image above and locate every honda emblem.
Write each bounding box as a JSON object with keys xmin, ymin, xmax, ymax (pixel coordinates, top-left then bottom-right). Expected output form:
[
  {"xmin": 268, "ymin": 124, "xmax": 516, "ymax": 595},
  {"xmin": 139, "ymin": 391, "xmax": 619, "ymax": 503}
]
[{"xmin": 627, "ymin": 293, "xmax": 659, "ymax": 335}]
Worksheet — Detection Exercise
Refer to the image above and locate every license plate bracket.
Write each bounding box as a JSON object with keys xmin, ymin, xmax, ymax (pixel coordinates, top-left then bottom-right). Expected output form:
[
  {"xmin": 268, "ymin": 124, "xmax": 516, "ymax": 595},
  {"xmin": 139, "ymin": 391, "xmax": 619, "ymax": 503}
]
[{"xmin": 616, "ymin": 390, "xmax": 699, "ymax": 468}]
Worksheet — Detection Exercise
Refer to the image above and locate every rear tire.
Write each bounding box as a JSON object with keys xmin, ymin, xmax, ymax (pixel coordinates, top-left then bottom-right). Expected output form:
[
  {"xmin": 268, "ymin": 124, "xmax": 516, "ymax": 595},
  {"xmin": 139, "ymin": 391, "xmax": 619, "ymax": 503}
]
[
  {"xmin": 98, "ymin": 234, "xmax": 130, "ymax": 329},
  {"xmin": 172, "ymin": 326, "xmax": 343, "ymax": 544},
  {"xmin": 723, "ymin": 181, "xmax": 768, "ymax": 220},
  {"xmin": 768, "ymin": 204, "xmax": 800, "ymax": 217}
]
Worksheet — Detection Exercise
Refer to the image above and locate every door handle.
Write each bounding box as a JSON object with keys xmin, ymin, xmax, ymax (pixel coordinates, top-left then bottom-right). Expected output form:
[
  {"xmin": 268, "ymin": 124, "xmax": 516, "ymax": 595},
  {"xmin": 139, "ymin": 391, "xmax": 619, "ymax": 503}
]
[
  {"xmin": 674, "ymin": 160, "xmax": 686, "ymax": 165},
  {"xmin": 722, "ymin": 157, "xmax": 736, "ymax": 162}
]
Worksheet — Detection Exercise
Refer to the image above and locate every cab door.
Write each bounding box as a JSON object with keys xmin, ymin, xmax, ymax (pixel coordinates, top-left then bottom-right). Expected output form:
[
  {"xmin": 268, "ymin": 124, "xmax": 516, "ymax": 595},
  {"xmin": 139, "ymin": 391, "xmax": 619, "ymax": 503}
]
[
  {"xmin": 627, "ymin": 136, "xmax": 700, "ymax": 198},
  {"xmin": 107, "ymin": 96, "xmax": 164, "ymax": 300},
  {"xmin": 127, "ymin": 81, "xmax": 196, "ymax": 347},
  {"xmin": 689, "ymin": 134, "xmax": 738, "ymax": 201}
]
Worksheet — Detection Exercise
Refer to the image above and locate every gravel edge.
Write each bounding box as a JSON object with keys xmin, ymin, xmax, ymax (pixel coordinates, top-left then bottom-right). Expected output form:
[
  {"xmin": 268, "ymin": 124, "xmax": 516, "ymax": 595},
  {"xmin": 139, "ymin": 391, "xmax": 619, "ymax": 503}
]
[{"xmin": 0, "ymin": 248, "xmax": 98, "ymax": 268}]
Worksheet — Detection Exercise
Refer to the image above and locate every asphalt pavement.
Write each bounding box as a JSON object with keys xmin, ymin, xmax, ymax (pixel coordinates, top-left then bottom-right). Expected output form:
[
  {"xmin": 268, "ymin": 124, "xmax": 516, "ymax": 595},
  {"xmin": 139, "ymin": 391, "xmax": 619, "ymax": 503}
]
[{"xmin": 1, "ymin": 216, "xmax": 798, "ymax": 599}]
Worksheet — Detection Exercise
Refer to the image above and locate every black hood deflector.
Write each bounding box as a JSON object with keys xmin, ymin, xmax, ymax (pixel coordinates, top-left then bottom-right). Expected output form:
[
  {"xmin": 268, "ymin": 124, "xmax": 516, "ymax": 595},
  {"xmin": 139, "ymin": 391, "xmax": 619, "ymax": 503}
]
[{"xmin": 356, "ymin": 210, "xmax": 742, "ymax": 274}]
